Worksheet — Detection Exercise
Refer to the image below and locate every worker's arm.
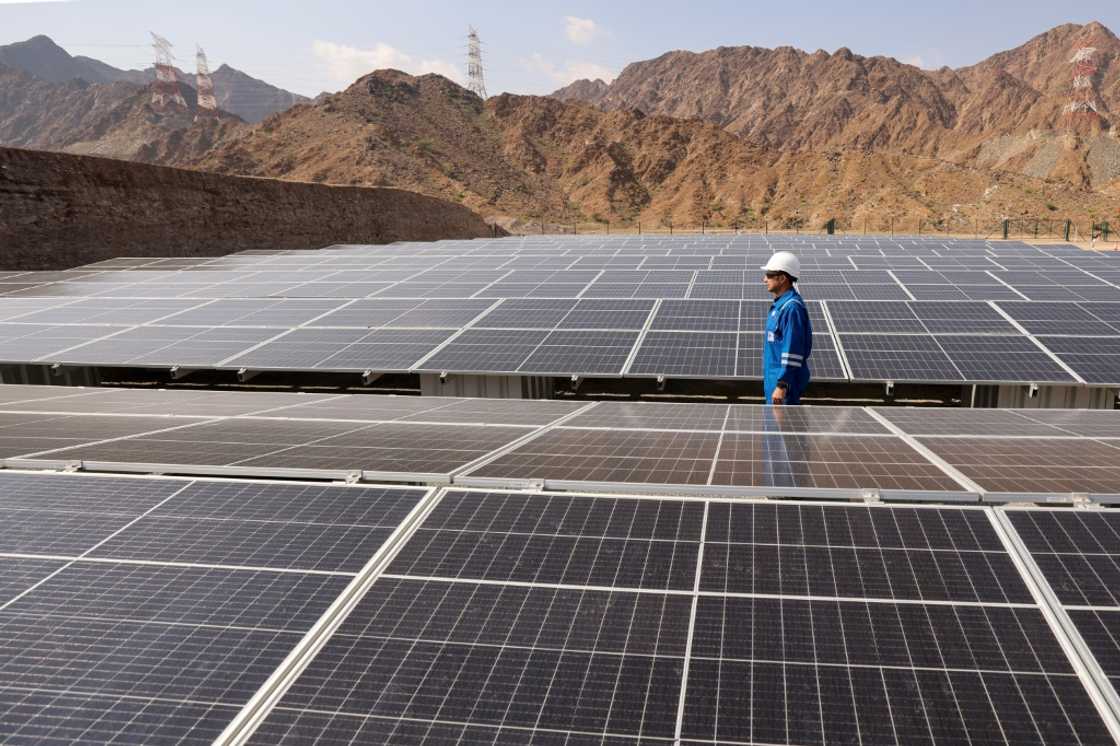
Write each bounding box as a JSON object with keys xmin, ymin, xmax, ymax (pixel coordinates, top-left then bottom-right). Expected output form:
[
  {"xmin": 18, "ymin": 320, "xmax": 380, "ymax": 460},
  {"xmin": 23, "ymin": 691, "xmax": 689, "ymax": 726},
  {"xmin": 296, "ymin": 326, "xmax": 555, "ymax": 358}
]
[{"xmin": 776, "ymin": 304, "xmax": 810, "ymax": 386}]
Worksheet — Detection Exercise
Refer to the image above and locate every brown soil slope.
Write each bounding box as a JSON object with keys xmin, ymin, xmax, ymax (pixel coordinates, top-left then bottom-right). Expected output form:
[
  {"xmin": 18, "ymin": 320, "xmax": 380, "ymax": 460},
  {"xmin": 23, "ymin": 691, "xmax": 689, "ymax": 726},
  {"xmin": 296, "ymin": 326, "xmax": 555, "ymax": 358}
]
[
  {"xmin": 0, "ymin": 146, "xmax": 498, "ymax": 270},
  {"xmin": 184, "ymin": 70, "xmax": 565, "ymax": 219},
  {"xmin": 179, "ymin": 70, "xmax": 1120, "ymax": 228},
  {"xmin": 555, "ymin": 22, "xmax": 1120, "ymax": 189}
]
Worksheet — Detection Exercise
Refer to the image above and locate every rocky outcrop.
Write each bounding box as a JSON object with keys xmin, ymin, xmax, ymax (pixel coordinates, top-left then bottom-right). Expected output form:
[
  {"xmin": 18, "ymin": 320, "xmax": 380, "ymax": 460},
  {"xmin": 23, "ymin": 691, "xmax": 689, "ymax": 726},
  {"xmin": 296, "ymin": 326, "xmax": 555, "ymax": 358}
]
[
  {"xmin": 0, "ymin": 146, "xmax": 500, "ymax": 270},
  {"xmin": 553, "ymin": 22, "xmax": 1120, "ymax": 187}
]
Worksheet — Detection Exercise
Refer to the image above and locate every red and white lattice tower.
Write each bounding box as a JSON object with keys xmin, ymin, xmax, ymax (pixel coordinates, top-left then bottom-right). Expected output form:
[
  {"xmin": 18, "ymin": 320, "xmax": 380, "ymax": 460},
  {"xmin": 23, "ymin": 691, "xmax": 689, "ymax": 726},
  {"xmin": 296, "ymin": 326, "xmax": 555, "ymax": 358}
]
[
  {"xmin": 150, "ymin": 32, "xmax": 187, "ymax": 109},
  {"xmin": 195, "ymin": 45, "xmax": 218, "ymax": 118},
  {"xmin": 1064, "ymin": 46, "xmax": 1100, "ymax": 131},
  {"xmin": 467, "ymin": 26, "xmax": 487, "ymax": 99}
]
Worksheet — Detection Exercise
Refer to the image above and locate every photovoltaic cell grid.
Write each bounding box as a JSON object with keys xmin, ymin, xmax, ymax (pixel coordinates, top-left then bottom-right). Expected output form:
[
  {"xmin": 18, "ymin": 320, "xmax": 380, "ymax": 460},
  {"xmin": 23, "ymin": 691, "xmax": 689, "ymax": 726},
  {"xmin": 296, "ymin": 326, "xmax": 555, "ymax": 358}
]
[
  {"xmin": 24, "ymin": 417, "xmax": 539, "ymax": 478},
  {"xmin": 1007, "ymin": 508, "xmax": 1120, "ymax": 714},
  {"xmin": 2, "ymin": 385, "xmax": 1120, "ymax": 503},
  {"xmin": 0, "ymin": 235, "xmax": 1117, "ymax": 384},
  {"xmin": 0, "ymin": 470, "xmax": 428, "ymax": 745},
  {"xmin": 246, "ymin": 492, "xmax": 1117, "ymax": 745}
]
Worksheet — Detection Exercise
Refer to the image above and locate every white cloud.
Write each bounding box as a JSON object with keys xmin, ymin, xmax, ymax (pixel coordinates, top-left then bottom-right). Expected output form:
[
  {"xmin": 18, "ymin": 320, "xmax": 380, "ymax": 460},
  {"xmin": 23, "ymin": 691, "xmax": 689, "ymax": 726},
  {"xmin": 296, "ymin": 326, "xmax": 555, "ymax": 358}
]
[
  {"xmin": 523, "ymin": 52, "xmax": 615, "ymax": 88},
  {"xmin": 564, "ymin": 16, "xmax": 600, "ymax": 46},
  {"xmin": 311, "ymin": 40, "xmax": 462, "ymax": 86}
]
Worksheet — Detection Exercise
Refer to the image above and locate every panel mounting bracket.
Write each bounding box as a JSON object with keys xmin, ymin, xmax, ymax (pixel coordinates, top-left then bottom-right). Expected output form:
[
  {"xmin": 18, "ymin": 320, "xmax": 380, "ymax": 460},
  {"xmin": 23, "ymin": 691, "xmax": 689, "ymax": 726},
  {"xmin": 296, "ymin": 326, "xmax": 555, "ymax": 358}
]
[
  {"xmin": 861, "ymin": 490, "xmax": 882, "ymax": 504},
  {"xmin": 656, "ymin": 375, "xmax": 667, "ymax": 391},
  {"xmin": 62, "ymin": 460, "xmax": 82, "ymax": 473},
  {"xmin": 884, "ymin": 381, "xmax": 895, "ymax": 399},
  {"xmin": 361, "ymin": 370, "xmax": 381, "ymax": 386},
  {"xmin": 521, "ymin": 478, "xmax": 545, "ymax": 492},
  {"xmin": 237, "ymin": 368, "xmax": 259, "ymax": 383},
  {"xmin": 1069, "ymin": 492, "xmax": 1093, "ymax": 508},
  {"xmin": 344, "ymin": 471, "xmax": 363, "ymax": 485},
  {"xmin": 569, "ymin": 375, "xmax": 581, "ymax": 392},
  {"xmin": 169, "ymin": 366, "xmax": 196, "ymax": 380},
  {"xmin": 49, "ymin": 363, "xmax": 63, "ymax": 377},
  {"xmin": 1027, "ymin": 383, "xmax": 1039, "ymax": 399},
  {"xmin": 439, "ymin": 372, "xmax": 449, "ymax": 384}
]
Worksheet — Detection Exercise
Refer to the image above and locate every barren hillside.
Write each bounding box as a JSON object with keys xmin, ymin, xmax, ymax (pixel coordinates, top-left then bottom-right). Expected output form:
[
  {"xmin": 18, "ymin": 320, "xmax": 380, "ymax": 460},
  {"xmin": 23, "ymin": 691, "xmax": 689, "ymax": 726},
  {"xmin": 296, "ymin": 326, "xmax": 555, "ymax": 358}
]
[
  {"xmin": 175, "ymin": 69, "xmax": 1120, "ymax": 229},
  {"xmin": 0, "ymin": 35, "xmax": 307, "ymax": 123},
  {"xmin": 0, "ymin": 146, "xmax": 498, "ymax": 270},
  {"xmin": 555, "ymin": 22, "xmax": 1120, "ymax": 190}
]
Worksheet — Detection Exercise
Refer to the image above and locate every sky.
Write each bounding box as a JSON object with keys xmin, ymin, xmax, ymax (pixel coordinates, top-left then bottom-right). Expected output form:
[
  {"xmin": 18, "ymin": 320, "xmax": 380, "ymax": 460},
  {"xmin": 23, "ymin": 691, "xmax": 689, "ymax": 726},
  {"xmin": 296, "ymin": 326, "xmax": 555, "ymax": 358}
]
[{"xmin": 1, "ymin": 0, "xmax": 1118, "ymax": 98}]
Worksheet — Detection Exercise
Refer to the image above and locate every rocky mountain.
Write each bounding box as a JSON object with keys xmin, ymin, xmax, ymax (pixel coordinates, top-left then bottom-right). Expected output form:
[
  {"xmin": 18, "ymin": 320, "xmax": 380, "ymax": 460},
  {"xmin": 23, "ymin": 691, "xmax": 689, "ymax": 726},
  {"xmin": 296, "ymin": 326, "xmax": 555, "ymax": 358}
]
[
  {"xmin": 170, "ymin": 69, "xmax": 1119, "ymax": 229},
  {"xmin": 552, "ymin": 22, "xmax": 1120, "ymax": 189},
  {"xmin": 0, "ymin": 64, "xmax": 140, "ymax": 150},
  {"xmin": 0, "ymin": 63, "xmax": 245, "ymax": 161},
  {"xmin": 550, "ymin": 78, "xmax": 609, "ymax": 105},
  {"xmin": 200, "ymin": 65, "xmax": 309, "ymax": 123},
  {"xmin": 62, "ymin": 82, "xmax": 245, "ymax": 161},
  {"xmin": 181, "ymin": 70, "xmax": 567, "ymax": 219},
  {"xmin": 0, "ymin": 35, "xmax": 307, "ymax": 122},
  {"xmin": 0, "ymin": 35, "xmax": 145, "ymax": 85},
  {"xmin": 5, "ymin": 26, "xmax": 1119, "ymax": 230}
]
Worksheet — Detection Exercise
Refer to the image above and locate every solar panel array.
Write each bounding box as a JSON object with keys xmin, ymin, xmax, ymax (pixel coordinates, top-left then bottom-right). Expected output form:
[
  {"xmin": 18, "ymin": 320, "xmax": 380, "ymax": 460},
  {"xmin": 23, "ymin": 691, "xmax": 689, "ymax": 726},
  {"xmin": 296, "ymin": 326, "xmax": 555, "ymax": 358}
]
[
  {"xmin": 0, "ymin": 470, "xmax": 430, "ymax": 744},
  {"xmin": 1, "ymin": 384, "xmax": 1119, "ymax": 503},
  {"xmin": 4, "ymin": 469, "xmax": 1120, "ymax": 744},
  {"xmin": 2, "ymin": 236, "xmax": 1119, "ymax": 385}
]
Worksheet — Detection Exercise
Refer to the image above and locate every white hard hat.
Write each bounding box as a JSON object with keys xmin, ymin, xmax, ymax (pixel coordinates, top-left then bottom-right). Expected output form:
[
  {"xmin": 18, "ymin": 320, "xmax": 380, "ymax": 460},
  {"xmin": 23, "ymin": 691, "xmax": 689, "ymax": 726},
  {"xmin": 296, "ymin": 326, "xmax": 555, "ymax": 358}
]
[{"xmin": 761, "ymin": 251, "xmax": 800, "ymax": 280}]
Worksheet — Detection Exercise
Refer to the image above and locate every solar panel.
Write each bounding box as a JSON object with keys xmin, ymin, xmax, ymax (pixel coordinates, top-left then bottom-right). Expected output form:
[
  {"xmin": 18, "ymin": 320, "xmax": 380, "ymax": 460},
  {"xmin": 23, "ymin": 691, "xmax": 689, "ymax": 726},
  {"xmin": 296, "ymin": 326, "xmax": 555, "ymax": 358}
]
[
  {"xmin": 415, "ymin": 329, "xmax": 548, "ymax": 373},
  {"xmin": 828, "ymin": 301, "xmax": 926, "ymax": 333},
  {"xmin": 909, "ymin": 301, "xmax": 1019, "ymax": 334},
  {"xmin": 1005, "ymin": 508, "xmax": 1120, "ymax": 704},
  {"xmin": 58, "ymin": 325, "xmax": 279, "ymax": 367},
  {"xmin": 936, "ymin": 335, "xmax": 1076, "ymax": 383},
  {"xmin": 875, "ymin": 408, "xmax": 1070, "ymax": 437},
  {"xmin": 709, "ymin": 433, "xmax": 966, "ymax": 494},
  {"xmin": 9, "ymin": 235, "xmax": 1116, "ymax": 385},
  {"xmin": 466, "ymin": 428, "xmax": 721, "ymax": 486},
  {"xmin": 803, "ymin": 334, "xmax": 847, "ymax": 380},
  {"xmin": 628, "ymin": 331, "xmax": 739, "ymax": 377},
  {"xmin": 995, "ymin": 301, "xmax": 1119, "ymax": 336},
  {"xmin": 0, "ymin": 412, "xmax": 208, "ymax": 460},
  {"xmin": 841, "ymin": 334, "xmax": 963, "ymax": 382},
  {"xmin": 472, "ymin": 298, "xmax": 577, "ymax": 328},
  {"xmin": 652, "ymin": 299, "xmax": 740, "ymax": 332},
  {"xmin": 5, "ymin": 562, "xmax": 351, "ymax": 629},
  {"xmin": 518, "ymin": 330, "xmax": 637, "ymax": 374},
  {"xmin": 0, "ymin": 471, "xmax": 429, "ymax": 744},
  {"xmin": 919, "ymin": 438, "xmax": 1120, "ymax": 498},
  {"xmin": 566, "ymin": 401, "xmax": 730, "ymax": 431},
  {"xmin": 724, "ymin": 405, "xmax": 889, "ymax": 434},
  {"xmin": 27, "ymin": 418, "xmax": 535, "ymax": 478},
  {"xmin": 244, "ymin": 491, "xmax": 1116, "ymax": 745},
  {"xmin": 1035, "ymin": 337, "xmax": 1120, "ymax": 385},
  {"xmin": 1015, "ymin": 409, "xmax": 1120, "ymax": 438},
  {"xmin": 0, "ymin": 557, "xmax": 69, "ymax": 605},
  {"xmin": 555, "ymin": 299, "xmax": 654, "ymax": 330}
]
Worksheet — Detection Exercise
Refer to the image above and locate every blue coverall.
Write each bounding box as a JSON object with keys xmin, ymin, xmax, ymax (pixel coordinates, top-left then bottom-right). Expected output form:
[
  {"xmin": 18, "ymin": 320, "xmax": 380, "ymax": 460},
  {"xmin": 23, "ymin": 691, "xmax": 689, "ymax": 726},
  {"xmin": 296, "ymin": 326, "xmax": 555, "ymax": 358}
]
[{"xmin": 763, "ymin": 288, "xmax": 813, "ymax": 404}]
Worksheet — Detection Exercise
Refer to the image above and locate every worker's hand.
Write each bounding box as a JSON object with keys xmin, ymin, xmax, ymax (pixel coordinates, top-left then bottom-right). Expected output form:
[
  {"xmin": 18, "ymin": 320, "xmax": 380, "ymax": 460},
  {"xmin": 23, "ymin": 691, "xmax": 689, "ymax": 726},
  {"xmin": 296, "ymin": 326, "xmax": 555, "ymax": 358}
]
[{"xmin": 771, "ymin": 386, "xmax": 786, "ymax": 405}]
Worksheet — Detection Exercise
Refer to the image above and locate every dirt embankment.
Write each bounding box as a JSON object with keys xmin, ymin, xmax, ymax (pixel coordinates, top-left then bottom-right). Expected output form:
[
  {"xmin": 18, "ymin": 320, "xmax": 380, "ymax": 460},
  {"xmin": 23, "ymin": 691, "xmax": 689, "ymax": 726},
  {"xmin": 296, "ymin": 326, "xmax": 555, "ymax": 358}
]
[{"xmin": 0, "ymin": 146, "xmax": 500, "ymax": 270}]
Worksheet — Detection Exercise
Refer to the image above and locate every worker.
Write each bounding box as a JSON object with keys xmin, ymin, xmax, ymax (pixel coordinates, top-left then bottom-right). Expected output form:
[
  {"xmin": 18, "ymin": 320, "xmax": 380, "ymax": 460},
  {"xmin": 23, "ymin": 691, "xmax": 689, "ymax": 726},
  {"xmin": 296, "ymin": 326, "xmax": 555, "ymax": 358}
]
[{"xmin": 761, "ymin": 252, "xmax": 812, "ymax": 405}]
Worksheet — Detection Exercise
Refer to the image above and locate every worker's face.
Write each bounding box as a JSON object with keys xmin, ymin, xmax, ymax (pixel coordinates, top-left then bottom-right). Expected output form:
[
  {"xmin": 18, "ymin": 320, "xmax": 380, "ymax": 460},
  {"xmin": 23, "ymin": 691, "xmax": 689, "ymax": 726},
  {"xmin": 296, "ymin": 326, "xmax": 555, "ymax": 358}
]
[{"xmin": 764, "ymin": 271, "xmax": 788, "ymax": 295}]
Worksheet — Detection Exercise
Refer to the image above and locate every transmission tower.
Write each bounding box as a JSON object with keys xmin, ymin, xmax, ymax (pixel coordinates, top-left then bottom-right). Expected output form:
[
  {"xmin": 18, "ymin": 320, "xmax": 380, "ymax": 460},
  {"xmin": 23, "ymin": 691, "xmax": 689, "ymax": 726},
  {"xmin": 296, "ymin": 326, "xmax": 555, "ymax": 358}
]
[
  {"xmin": 195, "ymin": 45, "xmax": 218, "ymax": 118},
  {"xmin": 150, "ymin": 32, "xmax": 187, "ymax": 110},
  {"xmin": 467, "ymin": 26, "xmax": 487, "ymax": 99},
  {"xmin": 1064, "ymin": 46, "xmax": 1100, "ymax": 131}
]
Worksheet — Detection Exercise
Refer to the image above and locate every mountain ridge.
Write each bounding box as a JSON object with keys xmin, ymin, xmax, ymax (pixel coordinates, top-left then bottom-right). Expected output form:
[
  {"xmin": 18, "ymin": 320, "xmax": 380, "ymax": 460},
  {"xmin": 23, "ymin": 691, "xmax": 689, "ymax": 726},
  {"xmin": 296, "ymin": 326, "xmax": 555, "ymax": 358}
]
[
  {"xmin": 551, "ymin": 21, "xmax": 1120, "ymax": 188},
  {"xmin": 0, "ymin": 35, "xmax": 307, "ymax": 122},
  {"xmin": 168, "ymin": 68, "xmax": 1120, "ymax": 229}
]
